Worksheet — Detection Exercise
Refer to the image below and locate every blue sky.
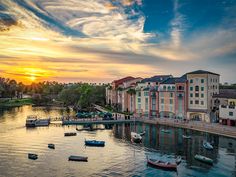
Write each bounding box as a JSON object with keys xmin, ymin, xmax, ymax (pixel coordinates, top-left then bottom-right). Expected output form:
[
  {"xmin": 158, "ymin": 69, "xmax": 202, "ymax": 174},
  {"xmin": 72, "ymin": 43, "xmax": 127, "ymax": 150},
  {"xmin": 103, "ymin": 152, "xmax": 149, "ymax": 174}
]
[{"xmin": 0, "ymin": 0, "xmax": 236, "ymax": 83}]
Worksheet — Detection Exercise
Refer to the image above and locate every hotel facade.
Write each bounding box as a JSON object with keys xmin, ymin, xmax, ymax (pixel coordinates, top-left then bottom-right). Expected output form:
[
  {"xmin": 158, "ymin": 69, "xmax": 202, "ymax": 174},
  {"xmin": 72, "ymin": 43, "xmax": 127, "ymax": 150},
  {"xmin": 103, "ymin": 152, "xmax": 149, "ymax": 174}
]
[{"xmin": 106, "ymin": 70, "xmax": 220, "ymax": 123}]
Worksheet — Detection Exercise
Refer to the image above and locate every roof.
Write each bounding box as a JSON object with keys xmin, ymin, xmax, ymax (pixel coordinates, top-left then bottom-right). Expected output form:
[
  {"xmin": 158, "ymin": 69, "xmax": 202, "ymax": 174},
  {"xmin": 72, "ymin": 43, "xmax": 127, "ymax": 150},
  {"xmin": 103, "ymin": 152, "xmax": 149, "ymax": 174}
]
[
  {"xmin": 141, "ymin": 75, "xmax": 172, "ymax": 83},
  {"xmin": 186, "ymin": 70, "xmax": 219, "ymax": 76},
  {"xmin": 213, "ymin": 89, "xmax": 236, "ymax": 99},
  {"xmin": 113, "ymin": 76, "xmax": 135, "ymax": 86},
  {"xmin": 161, "ymin": 75, "xmax": 187, "ymax": 84}
]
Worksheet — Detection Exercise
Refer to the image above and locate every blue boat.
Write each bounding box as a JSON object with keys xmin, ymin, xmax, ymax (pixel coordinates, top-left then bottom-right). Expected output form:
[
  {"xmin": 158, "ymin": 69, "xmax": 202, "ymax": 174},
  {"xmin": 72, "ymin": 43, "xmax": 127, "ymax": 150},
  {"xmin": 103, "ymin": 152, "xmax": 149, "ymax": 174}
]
[{"xmin": 85, "ymin": 140, "xmax": 105, "ymax": 147}]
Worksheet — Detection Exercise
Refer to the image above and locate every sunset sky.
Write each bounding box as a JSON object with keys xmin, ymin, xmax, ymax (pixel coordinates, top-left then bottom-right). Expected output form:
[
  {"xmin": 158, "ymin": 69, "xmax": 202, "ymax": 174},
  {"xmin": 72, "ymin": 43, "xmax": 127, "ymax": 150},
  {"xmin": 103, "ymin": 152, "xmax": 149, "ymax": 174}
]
[{"xmin": 0, "ymin": 0, "xmax": 236, "ymax": 84}]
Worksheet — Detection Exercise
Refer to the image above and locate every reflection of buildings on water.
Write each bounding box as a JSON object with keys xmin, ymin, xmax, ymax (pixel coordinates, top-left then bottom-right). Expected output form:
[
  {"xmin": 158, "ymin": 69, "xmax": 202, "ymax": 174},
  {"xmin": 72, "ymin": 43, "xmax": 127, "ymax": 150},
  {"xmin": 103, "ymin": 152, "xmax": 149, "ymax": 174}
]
[
  {"xmin": 113, "ymin": 123, "xmax": 227, "ymax": 170},
  {"xmin": 219, "ymin": 136, "xmax": 236, "ymax": 153}
]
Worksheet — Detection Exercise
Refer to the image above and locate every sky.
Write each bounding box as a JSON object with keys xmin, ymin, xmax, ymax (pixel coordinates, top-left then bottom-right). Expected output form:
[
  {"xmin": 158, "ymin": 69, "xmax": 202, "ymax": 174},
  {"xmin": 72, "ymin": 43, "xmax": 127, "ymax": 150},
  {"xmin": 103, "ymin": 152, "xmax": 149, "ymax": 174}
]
[{"xmin": 0, "ymin": 0, "xmax": 236, "ymax": 84}]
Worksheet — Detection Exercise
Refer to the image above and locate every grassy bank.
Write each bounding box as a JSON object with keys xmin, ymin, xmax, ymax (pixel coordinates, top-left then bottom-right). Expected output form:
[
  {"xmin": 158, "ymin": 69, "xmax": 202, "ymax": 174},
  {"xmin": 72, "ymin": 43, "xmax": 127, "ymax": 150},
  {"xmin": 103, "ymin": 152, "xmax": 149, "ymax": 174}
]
[{"xmin": 0, "ymin": 98, "xmax": 33, "ymax": 107}]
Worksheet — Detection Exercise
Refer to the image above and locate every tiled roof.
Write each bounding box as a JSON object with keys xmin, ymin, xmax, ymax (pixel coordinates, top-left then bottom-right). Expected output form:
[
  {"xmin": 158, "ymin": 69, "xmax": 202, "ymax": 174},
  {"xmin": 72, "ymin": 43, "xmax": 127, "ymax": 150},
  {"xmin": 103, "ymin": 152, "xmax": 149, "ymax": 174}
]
[
  {"xmin": 141, "ymin": 75, "xmax": 172, "ymax": 83},
  {"xmin": 113, "ymin": 76, "xmax": 135, "ymax": 86},
  {"xmin": 186, "ymin": 70, "xmax": 219, "ymax": 76},
  {"xmin": 161, "ymin": 75, "xmax": 187, "ymax": 84}
]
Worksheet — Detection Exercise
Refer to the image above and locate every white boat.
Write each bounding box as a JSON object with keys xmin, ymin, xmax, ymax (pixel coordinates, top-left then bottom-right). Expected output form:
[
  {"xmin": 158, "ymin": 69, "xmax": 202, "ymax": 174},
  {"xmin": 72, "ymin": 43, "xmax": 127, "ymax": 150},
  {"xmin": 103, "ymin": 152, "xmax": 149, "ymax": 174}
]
[
  {"xmin": 131, "ymin": 132, "xmax": 142, "ymax": 143},
  {"xmin": 182, "ymin": 135, "xmax": 191, "ymax": 139},
  {"xmin": 203, "ymin": 141, "xmax": 213, "ymax": 150},
  {"xmin": 26, "ymin": 115, "xmax": 50, "ymax": 127}
]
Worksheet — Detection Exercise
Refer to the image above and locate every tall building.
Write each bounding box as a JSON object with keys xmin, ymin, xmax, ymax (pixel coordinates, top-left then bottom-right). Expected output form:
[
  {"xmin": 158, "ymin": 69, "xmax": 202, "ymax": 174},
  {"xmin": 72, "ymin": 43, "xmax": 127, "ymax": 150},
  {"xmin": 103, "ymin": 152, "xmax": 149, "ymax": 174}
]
[{"xmin": 186, "ymin": 70, "xmax": 220, "ymax": 122}]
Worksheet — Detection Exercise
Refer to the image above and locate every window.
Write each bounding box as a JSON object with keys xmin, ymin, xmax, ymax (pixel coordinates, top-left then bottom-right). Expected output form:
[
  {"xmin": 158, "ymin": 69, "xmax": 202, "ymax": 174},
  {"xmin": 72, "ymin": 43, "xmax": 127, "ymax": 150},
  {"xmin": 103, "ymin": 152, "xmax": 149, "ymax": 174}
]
[
  {"xmin": 201, "ymin": 101, "xmax": 204, "ymax": 105},
  {"xmin": 201, "ymin": 87, "xmax": 204, "ymax": 91},
  {"xmin": 161, "ymin": 99, "xmax": 164, "ymax": 104},
  {"xmin": 138, "ymin": 98, "xmax": 141, "ymax": 103},
  {"xmin": 145, "ymin": 98, "xmax": 148, "ymax": 110},
  {"xmin": 170, "ymin": 93, "xmax": 173, "ymax": 97},
  {"xmin": 160, "ymin": 92, "xmax": 164, "ymax": 97},
  {"xmin": 144, "ymin": 91, "xmax": 149, "ymax": 96},
  {"xmin": 170, "ymin": 99, "xmax": 173, "ymax": 104},
  {"xmin": 168, "ymin": 86, "xmax": 171, "ymax": 90},
  {"xmin": 195, "ymin": 86, "xmax": 199, "ymax": 91},
  {"xmin": 138, "ymin": 104, "xmax": 141, "ymax": 109},
  {"xmin": 201, "ymin": 79, "xmax": 204, "ymax": 83},
  {"xmin": 195, "ymin": 100, "xmax": 199, "ymax": 104},
  {"xmin": 190, "ymin": 93, "xmax": 193, "ymax": 97},
  {"xmin": 163, "ymin": 86, "xmax": 166, "ymax": 90},
  {"xmin": 190, "ymin": 87, "xmax": 193, "ymax": 91},
  {"xmin": 229, "ymin": 112, "xmax": 233, "ymax": 116},
  {"xmin": 138, "ymin": 92, "xmax": 141, "ymax": 97},
  {"xmin": 172, "ymin": 86, "xmax": 175, "ymax": 90},
  {"xmin": 190, "ymin": 79, "xmax": 193, "ymax": 83},
  {"xmin": 201, "ymin": 93, "xmax": 204, "ymax": 98},
  {"xmin": 195, "ymin": 93, "xmax": 199, "ymax": 97},
  {"xmin": 190, "ymin": 100, "xmax": 193, "ymax": 104}
]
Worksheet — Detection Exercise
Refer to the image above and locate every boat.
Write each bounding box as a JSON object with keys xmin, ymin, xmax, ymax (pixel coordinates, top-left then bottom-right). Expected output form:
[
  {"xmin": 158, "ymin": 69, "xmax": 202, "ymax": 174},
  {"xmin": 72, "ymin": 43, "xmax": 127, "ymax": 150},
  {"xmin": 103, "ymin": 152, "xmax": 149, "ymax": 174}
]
[
  {"xmin": 176, "ymin": 156, "xmax": 182, "ymax": 165},
  {"xmin": 85, "ymin": 140, "xmax": 105, "ymax": 147},
  {"xmin": 194, "ymin": 154, "xmax": 213, "ymax": 165},
  {"xmin": 161, "ymin": 129, "xmax": 170, "ymax": 133},
  {"xmin": 25, "ymin": 115, "xmax": 37, "ymax": 127},
  {"xmin": 28, "ymin": 153, "xmax": 38, "ymax": 160},
  {"xmin": 131, "ymin": 132, "xmax": 142, "ymax": 143},
  {"xmin": 203, "ymin": 141, "xmax": 213, "ymax": 150},
  {"xmin": 147, "ymin": 158, "xmax": 177, "ymax": 171},
  {"xmin": 25, "ymin": 115, "xmax": 50, "ymax": 127},
  {"xmin": 68, "ymin": 155, "xmax": 88, "ymax": 162},
  {"xmin": 48, "ymin": 144, "xmax": 55, "ymax": 149},
  {"xmin": 64, "ymin": 132, "xmax": 77, "ymax": 136},
  {"xmin": 182, "ymin": 135, "xmax": 191, "ymax": 139}
]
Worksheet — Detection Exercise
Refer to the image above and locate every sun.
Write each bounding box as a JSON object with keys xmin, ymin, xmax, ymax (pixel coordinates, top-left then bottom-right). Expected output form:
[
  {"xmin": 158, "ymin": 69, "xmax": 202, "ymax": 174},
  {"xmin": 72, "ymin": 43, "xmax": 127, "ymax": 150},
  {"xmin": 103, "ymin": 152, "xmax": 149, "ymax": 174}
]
[{"xmin": 29, "ymin": 75, "xmax": 36, "ymax": 82}]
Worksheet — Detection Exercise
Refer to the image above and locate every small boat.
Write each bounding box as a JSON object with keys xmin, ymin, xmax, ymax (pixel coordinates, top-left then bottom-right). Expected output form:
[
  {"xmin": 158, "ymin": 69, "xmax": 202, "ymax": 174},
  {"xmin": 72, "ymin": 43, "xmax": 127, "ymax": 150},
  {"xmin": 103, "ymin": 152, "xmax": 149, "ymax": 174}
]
[
  {"xmin": 194, "ymin": 154, "xmax": 213, "ymax": 165},
  {"xmin": 182, "ymin": 135, "xmax": 191, "ymax": 139},
  {"xmin": 203, "ymin": 141, "xmax": 213, "ymax": 150},
  {"xmin": 139, "ymin": 131, "xmax": 146, "ymax": 136},
  {"xmin": 161, "ymin": 129, "xmax": 170, "ymax": 133},
  {"xmin": 147, "ymin": 158, "xmax": 177, "ymax": 171},
  {"xmin": 85, "ymin": 140, "xmax": 105, "ymax": 147},
  {"xmin": 176, "ymin": 156, "xmax": 182, "ymax": 165},
  {"xmin": 64, "ymin": 132, "xmax": 77, "ymax": 136},
  {"xmin": 68, "ymin": 155, "xmax": 88, "ymax": 162},
  {"xmin": 131, "ymin": 132, "xmax": 142, "ymax": 143},
  {"xmin": 48, "ymin": 144, "xmax": 55, "ymax": 149},
  {"xmin": 25, "ymin": 115, "xmax": 50, "ymax": 127},
  {"xmin": 28, "ymin": 153, "xmax": 38, "ymax": 160}
]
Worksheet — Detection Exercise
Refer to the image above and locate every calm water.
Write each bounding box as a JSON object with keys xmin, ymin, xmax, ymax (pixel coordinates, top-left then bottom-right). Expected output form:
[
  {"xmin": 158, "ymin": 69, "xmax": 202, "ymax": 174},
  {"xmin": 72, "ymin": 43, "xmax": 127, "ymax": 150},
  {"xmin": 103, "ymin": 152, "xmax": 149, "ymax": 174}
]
[{"xmin": 0, "ymin": 106, "xmax": 235, "ymax": 177}]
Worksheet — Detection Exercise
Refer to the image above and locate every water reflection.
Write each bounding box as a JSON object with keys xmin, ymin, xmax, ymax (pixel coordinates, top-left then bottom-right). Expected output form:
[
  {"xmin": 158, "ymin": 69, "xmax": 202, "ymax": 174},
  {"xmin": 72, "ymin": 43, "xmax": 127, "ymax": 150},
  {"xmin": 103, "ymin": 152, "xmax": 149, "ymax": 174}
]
[{"xmin": 0, "ymin": 106, "xmax": 235, "ymax": 177}]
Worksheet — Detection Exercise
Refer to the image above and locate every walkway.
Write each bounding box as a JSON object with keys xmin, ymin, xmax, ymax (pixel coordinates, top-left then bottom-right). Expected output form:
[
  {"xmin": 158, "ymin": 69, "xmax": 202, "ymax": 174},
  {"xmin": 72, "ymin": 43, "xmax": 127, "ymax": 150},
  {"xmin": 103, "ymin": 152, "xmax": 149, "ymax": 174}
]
[{"xmin": 141, "ymin": 118, "xmax": 236, "ymax": 139}]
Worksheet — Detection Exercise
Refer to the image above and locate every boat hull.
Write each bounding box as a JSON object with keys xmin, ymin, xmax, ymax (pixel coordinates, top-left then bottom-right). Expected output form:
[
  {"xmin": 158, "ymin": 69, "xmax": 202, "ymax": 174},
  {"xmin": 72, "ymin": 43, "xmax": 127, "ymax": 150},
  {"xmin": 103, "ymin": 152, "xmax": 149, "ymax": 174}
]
[
  {"xmin": 147, "ymin": 159, "xmax": 177, "ymax": 171},
  {"xmin": 85, "ymin": 140, "xmax": 105, "ymax": 147},
  {"xmin": 68, "ymin": 155, "xmax": 88, "ymax": 162},
  {"xmin": 194, "ymin": 155, "xmax": 213, "ymax": 165}
]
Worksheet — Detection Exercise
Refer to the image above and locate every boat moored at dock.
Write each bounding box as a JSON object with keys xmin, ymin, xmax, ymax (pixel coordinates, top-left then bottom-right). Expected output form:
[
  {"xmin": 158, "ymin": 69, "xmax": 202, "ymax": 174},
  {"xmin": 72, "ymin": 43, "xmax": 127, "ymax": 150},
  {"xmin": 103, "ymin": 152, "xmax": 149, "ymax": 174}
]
[{"xmin": 26, "ymin": 115, "xmax": 50, "ymax": 127}]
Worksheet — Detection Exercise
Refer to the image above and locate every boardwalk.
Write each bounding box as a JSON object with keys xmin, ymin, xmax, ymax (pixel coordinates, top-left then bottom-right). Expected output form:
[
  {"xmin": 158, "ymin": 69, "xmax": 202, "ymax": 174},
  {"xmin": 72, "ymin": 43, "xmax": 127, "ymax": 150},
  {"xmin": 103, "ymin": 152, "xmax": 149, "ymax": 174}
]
[
  {"xmin": 62, "ymin": 118, "xmax": 135, "ymax": 125},
  {"xmin": 142, "ymin": 118, "xmax": 236, "ymax": 139}
]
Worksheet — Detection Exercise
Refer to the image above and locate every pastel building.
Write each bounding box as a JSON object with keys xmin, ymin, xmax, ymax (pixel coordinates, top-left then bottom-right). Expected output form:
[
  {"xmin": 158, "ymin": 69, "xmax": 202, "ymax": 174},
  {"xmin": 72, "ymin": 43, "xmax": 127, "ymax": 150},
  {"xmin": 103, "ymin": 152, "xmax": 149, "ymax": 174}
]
[{"xmin": 186, "ymin": 70, "xmax": 220, "ymax": 122}]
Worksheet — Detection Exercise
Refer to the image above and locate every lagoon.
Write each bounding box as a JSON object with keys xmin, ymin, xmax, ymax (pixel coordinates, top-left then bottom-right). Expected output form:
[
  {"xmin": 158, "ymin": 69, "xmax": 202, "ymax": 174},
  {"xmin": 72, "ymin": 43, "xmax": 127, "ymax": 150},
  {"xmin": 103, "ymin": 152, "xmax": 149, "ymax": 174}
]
[{"xmin": 0, "ymin": 106, "xmax": 235, "ymax": 177}]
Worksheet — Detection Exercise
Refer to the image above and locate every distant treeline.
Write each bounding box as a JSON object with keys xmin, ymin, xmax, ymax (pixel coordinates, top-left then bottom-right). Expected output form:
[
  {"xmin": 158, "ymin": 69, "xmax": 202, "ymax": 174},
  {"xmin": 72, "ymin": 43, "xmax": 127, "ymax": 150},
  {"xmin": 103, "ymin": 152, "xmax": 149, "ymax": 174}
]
[
  {"xmin": 219, "ymin": 83, "xmax": 236, "ymax": 89},
  {"xmin": 0, "ymin": 77, "xmax": 106, "ymax": 110}
]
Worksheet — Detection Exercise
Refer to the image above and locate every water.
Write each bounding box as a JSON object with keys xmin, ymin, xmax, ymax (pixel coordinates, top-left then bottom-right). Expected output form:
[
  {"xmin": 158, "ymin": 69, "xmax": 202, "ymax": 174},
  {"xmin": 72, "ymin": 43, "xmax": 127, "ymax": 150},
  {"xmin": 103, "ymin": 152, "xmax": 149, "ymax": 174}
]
[{"xmin": 0, "ymin": 106, "xmax": 235, "ymax": 177}]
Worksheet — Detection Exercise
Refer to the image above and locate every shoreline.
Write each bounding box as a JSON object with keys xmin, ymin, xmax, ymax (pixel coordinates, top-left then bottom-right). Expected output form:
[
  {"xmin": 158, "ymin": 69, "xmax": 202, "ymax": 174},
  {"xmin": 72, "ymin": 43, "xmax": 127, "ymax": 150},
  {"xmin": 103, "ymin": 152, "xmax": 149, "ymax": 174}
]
[{"xmin": 138, "ymin": 118, "xmax": 236, "ymax": 139}]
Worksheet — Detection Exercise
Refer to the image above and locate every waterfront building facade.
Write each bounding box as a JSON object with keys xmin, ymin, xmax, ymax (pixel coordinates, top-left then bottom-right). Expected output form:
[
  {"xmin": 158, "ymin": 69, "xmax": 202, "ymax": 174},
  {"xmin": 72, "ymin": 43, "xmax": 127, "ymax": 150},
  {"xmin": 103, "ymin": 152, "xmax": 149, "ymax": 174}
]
[
  {"xmin": 106, "ymin": 70, "xmax": 220, "ymax": 123},
  {"xmin": 186, "ymin": 70, "xmax": 220, "ymax": 122}
]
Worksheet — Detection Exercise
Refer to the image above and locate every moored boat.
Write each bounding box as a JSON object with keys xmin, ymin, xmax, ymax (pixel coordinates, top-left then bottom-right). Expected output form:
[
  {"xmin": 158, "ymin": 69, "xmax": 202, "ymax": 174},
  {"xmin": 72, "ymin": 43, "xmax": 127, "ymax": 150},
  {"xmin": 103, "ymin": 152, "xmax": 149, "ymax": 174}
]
[
  {"xmin": 147, "ymin": 158, "xmax": 177, "ymax": 171},
  {"xmin": 64, "ymin": 132, "xmax": 77, "ymax": 136},
  {"xmin": 161, "ymin": 129, "xmax": 170, "ymax": 133},
  {"xmin": 194, "ymin": 154, "xmax": 213, "ymax": 165},
  {"xmin": 28, "ymin": 153, "xmax": 38, "ymax": 160},
  {"xmin": 85, "ymin": 140, "xmax": 105, "ymax": 147},
  {"xmin": 48, "ymin": 143, "xmax": 55, "ymax": 149},
  {"xmin": 139, "ymin": 131, "xmax": 146, "ymax": 136},
  {"xmin": 25, "ymin": 115, "xmax": 37, "ymax": 127},
  {"xmin": 68, "ymin": 155, "xmax": 88, "ymax": 162},
  {"xmin": 203, "ymin": 141, "xmax": 213, "ymax": 150},
  {"xmin": 131, "ymin": 132, "xmax": 142, "ymax": 143},
  {"xmin": 176, "ymin": 156, "xmax": 182, "ymax": 165},
  {"xmin": 182, "ymin": 135, "xmax": 191, "ymax": 139}
]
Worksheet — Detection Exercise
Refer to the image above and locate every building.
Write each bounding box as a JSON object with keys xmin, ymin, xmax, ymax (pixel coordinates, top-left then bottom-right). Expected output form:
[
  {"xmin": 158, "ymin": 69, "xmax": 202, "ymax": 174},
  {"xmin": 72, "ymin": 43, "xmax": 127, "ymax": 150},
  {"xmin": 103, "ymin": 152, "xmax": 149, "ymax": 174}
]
[
  {"xmin": 213, "ymin": 89, "xmax": 236, "ymax": 126},
  {"xmin": 135, "ymin": 75, "xmax": 172, "ymax": 118},
  {"xmin": 186, "ymin": 70, "xmax": 220, "ymax": 122}
]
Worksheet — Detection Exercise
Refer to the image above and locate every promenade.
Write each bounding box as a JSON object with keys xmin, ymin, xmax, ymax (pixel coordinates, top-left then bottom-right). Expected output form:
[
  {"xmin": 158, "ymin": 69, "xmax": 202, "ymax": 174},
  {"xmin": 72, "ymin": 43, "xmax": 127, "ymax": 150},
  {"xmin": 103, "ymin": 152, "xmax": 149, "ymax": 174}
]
[{"xmin": 141, "ymin": 118, "xmax": 236, "ymax": 139}]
